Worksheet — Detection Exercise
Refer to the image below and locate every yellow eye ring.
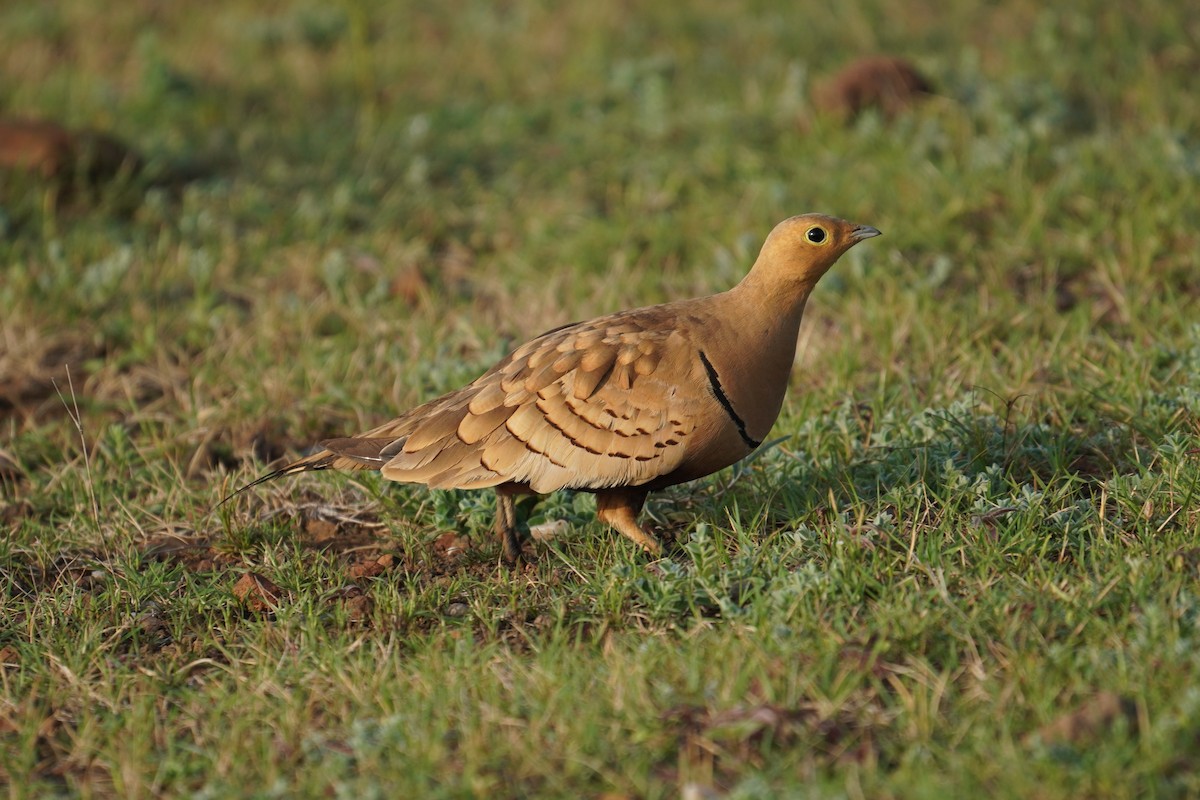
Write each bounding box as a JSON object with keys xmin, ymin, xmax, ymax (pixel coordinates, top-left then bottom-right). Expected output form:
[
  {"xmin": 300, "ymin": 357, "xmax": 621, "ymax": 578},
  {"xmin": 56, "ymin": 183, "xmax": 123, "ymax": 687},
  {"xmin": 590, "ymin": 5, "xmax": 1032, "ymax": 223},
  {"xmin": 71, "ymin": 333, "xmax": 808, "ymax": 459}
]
[{"xmin": 805, "ymin": 226, "xmax": 829, "ymax": 245}]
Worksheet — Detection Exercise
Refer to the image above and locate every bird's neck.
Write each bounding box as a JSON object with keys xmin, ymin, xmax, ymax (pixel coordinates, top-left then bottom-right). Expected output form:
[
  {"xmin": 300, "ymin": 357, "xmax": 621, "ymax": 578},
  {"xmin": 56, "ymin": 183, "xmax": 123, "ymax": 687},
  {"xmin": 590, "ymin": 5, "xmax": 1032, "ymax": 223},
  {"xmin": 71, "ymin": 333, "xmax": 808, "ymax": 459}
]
[
  {"xmin": 700, "ymin": 280, "xmax": 813, "ymax": 441},
  {"xmin": 726, "ymin": 277, "xmax": 812, "ymax": 380},
  {"xmin": 733, "ymin": 262, "xmax": 817, "ymax": 316}
]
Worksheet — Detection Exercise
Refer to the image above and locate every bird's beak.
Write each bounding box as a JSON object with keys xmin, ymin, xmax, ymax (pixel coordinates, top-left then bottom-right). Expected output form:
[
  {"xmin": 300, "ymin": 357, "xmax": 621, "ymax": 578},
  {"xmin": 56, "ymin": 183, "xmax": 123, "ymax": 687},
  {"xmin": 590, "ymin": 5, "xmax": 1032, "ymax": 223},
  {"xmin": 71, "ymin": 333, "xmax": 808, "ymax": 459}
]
[{"xmin": 851, "ymin": 225, "xmax": 882, "ymax": 241}]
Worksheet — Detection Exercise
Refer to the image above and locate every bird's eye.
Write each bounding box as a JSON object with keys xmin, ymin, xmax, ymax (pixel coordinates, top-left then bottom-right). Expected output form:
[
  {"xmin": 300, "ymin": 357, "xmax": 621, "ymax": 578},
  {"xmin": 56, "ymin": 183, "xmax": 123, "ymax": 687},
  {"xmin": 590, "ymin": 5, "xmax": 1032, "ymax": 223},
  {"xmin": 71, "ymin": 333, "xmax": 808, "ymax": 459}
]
[{"xmin": 806, "ymin": 226, "xmax": 828, "ymax": 244}]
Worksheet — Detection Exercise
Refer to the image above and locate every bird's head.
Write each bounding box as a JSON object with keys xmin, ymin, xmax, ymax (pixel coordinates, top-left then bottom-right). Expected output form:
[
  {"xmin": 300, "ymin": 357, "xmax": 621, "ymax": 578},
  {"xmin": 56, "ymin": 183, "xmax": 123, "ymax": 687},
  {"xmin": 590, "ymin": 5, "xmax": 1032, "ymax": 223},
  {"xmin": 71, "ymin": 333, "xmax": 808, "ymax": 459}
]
[{"xmin": 744, "ymin": 213, "xmax": 881, "ymax": 295}]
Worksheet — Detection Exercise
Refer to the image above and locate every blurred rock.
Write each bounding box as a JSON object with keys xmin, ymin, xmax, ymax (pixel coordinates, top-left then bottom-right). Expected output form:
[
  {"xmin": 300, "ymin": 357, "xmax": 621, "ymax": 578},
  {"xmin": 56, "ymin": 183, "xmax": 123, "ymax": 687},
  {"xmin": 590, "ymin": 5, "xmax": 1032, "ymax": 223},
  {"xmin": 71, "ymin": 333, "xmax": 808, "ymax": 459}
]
[
  {"xmin": 0, "ymin": 645, "xmax": 18, "ymax": 668},
  {"xmin": 328, "ymin": 584, "xmax": 374, "ymax": 621},
  {"xmin": 1027, "ymin": 691, "xmax": 1138, "ymax": 746},
  {"xmin": 812, "ymin": 56, "xmax": 933, "ymax": 121},
  {"xmin": 0, "ymin": 116, "xmax": 224, "ymax": 211},
  {"xmin": 681, "ymin": 784, "xmax": 723, "ymax": 800},
  {"xmin": 0, "ymin": 117, "xmax": 142, "ymax": 187},
  {"xmin": 433, "ymin": 531, "xmax": 470, "ymax": 558},
  {"xmin": 346, "ymin": 559, "xmax": 385, "ymax": 579},
  {"xmin": 390, "ymin": 262, "xmax": 430, "ymax": 307},
  {"xmin": 303, "ymin": 516, "xmax": 340, "ymax": 544},
  {"xmin": 529, "ymin": 519, "xmax": 569, "ymax": 542}
]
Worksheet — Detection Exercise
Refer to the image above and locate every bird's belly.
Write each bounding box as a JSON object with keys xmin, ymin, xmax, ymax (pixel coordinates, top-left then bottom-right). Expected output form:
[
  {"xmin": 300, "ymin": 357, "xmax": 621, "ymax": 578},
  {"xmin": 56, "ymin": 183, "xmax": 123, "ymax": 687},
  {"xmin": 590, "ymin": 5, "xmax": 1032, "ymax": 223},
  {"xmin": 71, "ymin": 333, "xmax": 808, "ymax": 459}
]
[{"xmin": 643, "ymin": 418, "xmax": 755, "ymax": 490}]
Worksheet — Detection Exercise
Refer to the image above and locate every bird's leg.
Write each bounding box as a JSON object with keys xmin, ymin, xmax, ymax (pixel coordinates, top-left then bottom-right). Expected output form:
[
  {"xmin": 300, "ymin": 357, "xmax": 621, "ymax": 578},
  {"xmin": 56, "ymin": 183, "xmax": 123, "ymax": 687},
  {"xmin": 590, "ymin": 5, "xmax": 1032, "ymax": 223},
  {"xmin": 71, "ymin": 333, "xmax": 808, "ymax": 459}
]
[
  {"xmin": 494, "ymin": 487, "xmax": 524, "ymax": 567},
  {"xmin": 595, "ymin": 488, "xmax": 661, "ymax": 555}
]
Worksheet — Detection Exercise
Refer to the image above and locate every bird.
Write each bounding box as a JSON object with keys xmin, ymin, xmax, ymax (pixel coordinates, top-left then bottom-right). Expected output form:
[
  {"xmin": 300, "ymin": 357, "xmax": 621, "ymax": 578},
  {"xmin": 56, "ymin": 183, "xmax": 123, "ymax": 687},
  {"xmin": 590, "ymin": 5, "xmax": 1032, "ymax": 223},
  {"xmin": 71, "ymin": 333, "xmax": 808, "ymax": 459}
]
[{"xmin": 227, "ymin": 214, "xmax": 880, "ymax": 565}]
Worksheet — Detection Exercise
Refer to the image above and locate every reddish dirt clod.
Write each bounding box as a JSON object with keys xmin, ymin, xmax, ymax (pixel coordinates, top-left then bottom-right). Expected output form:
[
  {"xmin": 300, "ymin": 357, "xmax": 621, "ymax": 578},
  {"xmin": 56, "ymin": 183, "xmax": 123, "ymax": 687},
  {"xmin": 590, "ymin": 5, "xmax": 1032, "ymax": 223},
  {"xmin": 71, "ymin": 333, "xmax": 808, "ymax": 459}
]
[
  {"xmin": 812, "ymin": 56, "xmax": 933, "ymax": 121},
  {"xmin": 232, "ymin": 572, "xmax": 287, "ymax": 613}
]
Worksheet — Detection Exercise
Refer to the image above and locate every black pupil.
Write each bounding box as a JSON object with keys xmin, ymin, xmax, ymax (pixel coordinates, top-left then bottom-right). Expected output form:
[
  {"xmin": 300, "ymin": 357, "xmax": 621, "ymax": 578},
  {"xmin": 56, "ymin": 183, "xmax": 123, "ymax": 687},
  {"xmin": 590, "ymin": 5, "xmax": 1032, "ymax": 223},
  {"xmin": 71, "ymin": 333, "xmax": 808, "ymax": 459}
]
[{"xmin": 807, "ymin": 228, "xmax": 826, "ymax": 243}]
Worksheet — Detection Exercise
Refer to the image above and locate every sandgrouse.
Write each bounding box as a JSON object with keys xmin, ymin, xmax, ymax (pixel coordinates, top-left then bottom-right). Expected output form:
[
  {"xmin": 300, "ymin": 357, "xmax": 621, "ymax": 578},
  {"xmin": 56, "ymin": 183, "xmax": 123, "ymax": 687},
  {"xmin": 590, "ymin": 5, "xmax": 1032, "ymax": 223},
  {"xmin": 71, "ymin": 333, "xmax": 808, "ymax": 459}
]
[{"xmin": 231, "ymin": 214, "xmax": 880, "ymax": 564}]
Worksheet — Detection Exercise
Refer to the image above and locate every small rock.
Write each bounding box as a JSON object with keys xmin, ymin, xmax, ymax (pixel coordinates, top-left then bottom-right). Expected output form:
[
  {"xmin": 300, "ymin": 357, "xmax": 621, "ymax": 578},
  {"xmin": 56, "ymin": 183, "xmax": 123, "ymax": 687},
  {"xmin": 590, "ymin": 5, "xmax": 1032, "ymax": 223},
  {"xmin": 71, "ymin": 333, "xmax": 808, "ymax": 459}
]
[
  {"xmin": 232, "ymin": 572, "xmax": 287, "ymax": 613},
  {"xmin": 1027, "ymin": 691, "xmax": 1138, "ymax": 746},
  {"xmin": 433, "ymin": 532, "xmax": 470, "ymax": 557},
  {"xmin": 1, "ymin": 500, "xmax": 31, "ymax": 529},
  {"xmin": 346, "ymin": 560, "xmax": 385, "ymax": 580},
  {"xmin": 681, "ymin": 783, "xmax": 723, "ymax": 800},
  {"xmin": 0, "ymin": 645, "xmax": 18, "ymax": 668},
  {"xmin": 812, "ymin": 56, "xmax": 933, "ymax": 121},
  {"xmin": 0, "ymin": 117, "xmax": 142, "ymax": 186},
  {"xmin": 375, "ymin": 553, "xmax": 395, "ymax": 568},
  {"xmin": 303, "ymin": 517, "xmax": 339, "ymax": 543},
  {"xmin": 331, "ymin": 587, "xmax": 374, "ymax": 622},
  {"xmin": 343, "ymin": 594, "xmax": 373, "ymax": 621},
  {"xmin": 390, "ymin": 262, "xmax": 430, "ymax": 307},
  {"xmin": 445, "ymin": 602, "xmax": 469, "ymax": 618},
  {"xmin": 529, "ymin": 519, "xmax": 569, "ymax": 542}
]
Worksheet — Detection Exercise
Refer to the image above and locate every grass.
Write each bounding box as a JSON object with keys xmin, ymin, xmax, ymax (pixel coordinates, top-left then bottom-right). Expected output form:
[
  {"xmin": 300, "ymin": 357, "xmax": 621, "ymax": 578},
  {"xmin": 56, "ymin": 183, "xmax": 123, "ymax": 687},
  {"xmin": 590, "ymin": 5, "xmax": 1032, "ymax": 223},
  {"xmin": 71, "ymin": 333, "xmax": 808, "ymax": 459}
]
[{"xmin": 2, "ymin": 0, "xmax": 1199, "ymax": 796}]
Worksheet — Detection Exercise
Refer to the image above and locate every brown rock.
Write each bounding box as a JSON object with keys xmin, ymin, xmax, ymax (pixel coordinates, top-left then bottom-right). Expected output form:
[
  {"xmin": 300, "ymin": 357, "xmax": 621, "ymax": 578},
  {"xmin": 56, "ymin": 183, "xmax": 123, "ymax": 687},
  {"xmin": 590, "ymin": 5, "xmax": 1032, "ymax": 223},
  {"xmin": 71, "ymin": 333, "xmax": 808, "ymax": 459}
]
[
  {"xmin": 346, "ymin": 560, "xmax": 385, "ymax": 580},
  {"xmin": 303, "ymin": 517, "xmax": 339, "ymax": 543},
  {"xmin": 232, "ymin": 572, "xmax": 287, "ymax": 612},
  {"xmin": 0, "ymin": 117, "xmax": 141, "ymax": 185},
  {"xmin": 390, "ymin": 262, "xmax": 430, "ymax": 307},
  {"xmin": 433, "ymin": 531, "xmax": 471, "ymax": 558},
  {"xmin": 1028, "ymin": 691, "xmax": 1138, "ymax": 746},
  {"xmin": 325, "ymin": 584, "xmax": 374, "ymax": 622},
  {"xmin": 341, "ymin": 593, "xmax": 374, "ymax": 622},
  {"xmin": 813, "ymin": 56, "xmax": 933, "ymax": 121}
]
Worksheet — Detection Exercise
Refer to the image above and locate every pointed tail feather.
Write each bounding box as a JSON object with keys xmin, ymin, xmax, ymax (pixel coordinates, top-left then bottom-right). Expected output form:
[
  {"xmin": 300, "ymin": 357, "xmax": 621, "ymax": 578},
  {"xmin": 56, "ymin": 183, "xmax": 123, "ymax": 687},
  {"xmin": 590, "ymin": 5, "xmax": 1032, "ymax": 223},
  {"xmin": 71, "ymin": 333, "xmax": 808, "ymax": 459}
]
[
  {"xmin": 214, "ymin": 436, "xmax": 406, "ymax": 508},
  {"xmin": 215, "ymin": 450, "xmax": 341, "ymax": 509}
]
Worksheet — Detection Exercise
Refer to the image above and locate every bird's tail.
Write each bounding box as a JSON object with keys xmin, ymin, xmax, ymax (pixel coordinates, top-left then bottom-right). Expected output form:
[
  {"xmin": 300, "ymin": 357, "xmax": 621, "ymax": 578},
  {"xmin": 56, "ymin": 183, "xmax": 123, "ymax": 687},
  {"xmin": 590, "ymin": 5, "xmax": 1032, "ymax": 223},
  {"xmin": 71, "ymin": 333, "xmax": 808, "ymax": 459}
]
[{"xmin": 216, "ymin": 436, "xmax": 401, "ymax": 508}]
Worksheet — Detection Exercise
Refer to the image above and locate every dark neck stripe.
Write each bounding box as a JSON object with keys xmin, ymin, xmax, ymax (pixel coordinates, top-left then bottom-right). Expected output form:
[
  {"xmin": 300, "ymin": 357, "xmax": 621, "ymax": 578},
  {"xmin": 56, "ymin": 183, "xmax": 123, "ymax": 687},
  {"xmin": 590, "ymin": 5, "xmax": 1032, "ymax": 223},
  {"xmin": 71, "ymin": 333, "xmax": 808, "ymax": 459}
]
[{"xmin": 698, "ymin": 350, "xmax": 761, "ymax": 450}]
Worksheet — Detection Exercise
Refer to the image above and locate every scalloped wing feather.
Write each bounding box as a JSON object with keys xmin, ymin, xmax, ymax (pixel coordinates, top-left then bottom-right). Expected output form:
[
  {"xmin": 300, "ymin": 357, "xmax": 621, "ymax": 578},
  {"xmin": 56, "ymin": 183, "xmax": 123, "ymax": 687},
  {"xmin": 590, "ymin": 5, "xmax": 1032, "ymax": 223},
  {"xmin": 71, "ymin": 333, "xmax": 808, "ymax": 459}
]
[{"xmin": 378, "ymin": 310, "xmax": 714, "ymax": 493}]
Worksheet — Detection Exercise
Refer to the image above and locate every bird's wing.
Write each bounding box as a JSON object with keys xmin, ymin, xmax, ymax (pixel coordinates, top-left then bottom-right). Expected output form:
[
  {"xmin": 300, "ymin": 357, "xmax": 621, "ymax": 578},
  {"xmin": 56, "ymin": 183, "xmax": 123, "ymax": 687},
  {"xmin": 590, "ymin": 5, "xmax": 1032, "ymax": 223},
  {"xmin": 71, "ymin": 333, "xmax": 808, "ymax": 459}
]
[{"xmin": 374, "ymin": 307, "xmax": 720, "ymax": 493}]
